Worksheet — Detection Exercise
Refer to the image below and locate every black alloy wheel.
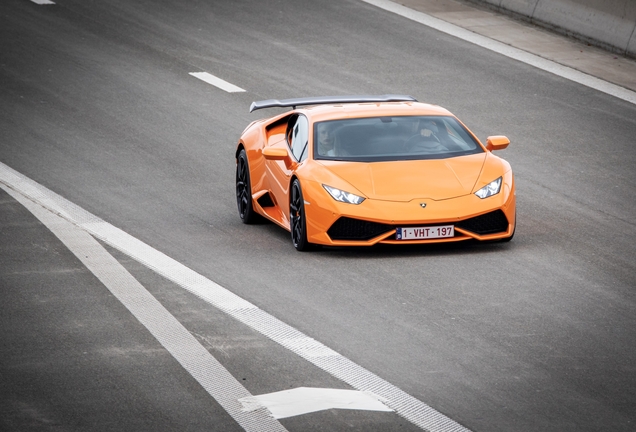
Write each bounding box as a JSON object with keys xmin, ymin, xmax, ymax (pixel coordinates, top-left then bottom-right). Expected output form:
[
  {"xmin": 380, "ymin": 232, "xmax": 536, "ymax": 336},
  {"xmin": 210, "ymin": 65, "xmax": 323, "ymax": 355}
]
[
  {"xmin": 236, "ymin": 149, "xmax": 258, "ymax": 224},
  {"xmin": 290, "ymin": 179, "xmax": 314, "ymax": 251}
]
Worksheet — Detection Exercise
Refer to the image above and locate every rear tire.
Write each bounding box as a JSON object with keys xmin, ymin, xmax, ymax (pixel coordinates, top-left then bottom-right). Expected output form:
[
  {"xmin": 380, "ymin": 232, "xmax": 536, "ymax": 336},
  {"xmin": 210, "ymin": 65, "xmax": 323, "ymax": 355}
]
[{"xmin": 236, "ymin": 149, "xmax": 259, "ymax": 224}]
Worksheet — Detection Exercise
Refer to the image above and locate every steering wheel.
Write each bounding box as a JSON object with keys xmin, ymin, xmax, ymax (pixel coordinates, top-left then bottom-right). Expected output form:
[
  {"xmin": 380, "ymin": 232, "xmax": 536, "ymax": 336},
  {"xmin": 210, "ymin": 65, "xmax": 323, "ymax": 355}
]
[{"xmin": 405, "ymin": 133, "xmax": 440, "ymax": 152}]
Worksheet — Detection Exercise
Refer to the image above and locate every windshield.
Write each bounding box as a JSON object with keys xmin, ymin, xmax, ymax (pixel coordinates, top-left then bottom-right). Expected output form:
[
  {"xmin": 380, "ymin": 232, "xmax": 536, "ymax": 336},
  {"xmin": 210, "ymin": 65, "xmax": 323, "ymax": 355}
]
[{"xmin": 313, "ymin": 116, "xmax": 483, "ymax": 162}]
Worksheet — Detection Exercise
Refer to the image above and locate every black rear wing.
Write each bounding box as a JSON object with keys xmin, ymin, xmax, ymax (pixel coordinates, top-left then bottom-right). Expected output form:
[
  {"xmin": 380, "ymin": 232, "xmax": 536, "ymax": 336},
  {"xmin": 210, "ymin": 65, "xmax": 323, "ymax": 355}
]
[{"xmin": 249, "ymin": 94, "xmax": 417, "ymax": 113}]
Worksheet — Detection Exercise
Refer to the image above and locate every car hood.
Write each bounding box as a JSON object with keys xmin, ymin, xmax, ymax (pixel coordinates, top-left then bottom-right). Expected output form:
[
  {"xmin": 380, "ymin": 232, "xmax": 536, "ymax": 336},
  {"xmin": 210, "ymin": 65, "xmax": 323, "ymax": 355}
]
[{"xmin": 321, "ymin": 153, "xmax": 488, "ymax": 201}]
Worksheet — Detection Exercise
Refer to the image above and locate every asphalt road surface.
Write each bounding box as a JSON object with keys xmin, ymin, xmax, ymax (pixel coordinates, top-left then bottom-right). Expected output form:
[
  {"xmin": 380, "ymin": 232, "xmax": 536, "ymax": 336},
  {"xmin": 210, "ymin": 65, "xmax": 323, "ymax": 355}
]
[{"xmin": 1, "ymin": 0, "xmax": 635, "ymax": 431}]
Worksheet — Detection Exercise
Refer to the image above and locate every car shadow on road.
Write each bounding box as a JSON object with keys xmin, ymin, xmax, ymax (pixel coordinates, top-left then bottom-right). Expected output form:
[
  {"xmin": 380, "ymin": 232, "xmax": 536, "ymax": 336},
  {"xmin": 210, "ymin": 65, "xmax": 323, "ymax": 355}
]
[{"xmin": 315, "ymin": 239, "xmax": 514, "ymax": 259}]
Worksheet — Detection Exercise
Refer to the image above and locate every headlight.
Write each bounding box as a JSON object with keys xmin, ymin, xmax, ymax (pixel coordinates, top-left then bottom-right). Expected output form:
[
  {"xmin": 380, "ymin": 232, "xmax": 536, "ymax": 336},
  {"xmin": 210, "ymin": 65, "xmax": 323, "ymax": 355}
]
[
  {"xmin": 323, "ymin": 185, "xmax": 365, "ymax": 205},
  {"xmin": 474, "ymin": 177, "xmax": 502, "ymax": 199}
]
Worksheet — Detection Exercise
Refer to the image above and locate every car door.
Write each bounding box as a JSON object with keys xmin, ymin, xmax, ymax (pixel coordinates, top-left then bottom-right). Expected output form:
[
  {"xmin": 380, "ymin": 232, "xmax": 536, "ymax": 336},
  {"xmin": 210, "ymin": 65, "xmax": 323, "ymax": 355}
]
[{"xmin": 265, "ymin": 114, "xmax": 309, "ymax": 227}]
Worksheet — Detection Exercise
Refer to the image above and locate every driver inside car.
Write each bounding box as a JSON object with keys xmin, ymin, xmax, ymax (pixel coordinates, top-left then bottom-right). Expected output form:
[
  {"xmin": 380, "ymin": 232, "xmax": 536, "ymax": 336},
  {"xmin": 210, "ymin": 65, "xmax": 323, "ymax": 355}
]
[{"xmin": 406, "ymin": 119, "xmax": 447, "ymax": 153}]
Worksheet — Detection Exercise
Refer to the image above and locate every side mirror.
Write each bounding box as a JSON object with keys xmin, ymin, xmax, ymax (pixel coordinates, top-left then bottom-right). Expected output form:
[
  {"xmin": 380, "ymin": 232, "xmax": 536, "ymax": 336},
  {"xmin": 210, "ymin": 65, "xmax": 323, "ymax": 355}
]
[
  {"xmin": 486, "ymin": 136, "xmax": 510, "ymax": 151},
  {"xmin": 262, "ymin": 147, "xmax": 289, "ymax": 160},
  {"xmin": 262, "ymin": 146, "xmax": 296, "ymax": 169}
]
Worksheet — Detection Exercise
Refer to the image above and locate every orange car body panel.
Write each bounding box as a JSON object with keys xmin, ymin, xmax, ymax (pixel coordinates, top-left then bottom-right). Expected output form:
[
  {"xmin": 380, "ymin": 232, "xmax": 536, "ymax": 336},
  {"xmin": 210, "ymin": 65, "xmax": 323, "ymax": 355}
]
[{"xmin": 237, "ymin": 101, "xmax": 515, "ymax": 246}]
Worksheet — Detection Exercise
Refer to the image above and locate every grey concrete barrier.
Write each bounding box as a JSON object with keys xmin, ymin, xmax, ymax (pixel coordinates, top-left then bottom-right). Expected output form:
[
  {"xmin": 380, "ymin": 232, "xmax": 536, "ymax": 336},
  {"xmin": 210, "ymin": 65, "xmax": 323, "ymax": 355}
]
[{"xmin": 471, "ymin": 0, "xmax": 636, "ymax": 57}]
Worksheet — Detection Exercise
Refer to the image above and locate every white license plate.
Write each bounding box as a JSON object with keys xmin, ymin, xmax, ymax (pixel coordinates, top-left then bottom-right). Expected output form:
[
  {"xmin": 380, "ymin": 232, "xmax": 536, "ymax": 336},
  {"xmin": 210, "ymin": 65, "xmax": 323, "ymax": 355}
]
[{"xmin": 396, "ymin": 225, "xmax": 454, "ymax": 240}]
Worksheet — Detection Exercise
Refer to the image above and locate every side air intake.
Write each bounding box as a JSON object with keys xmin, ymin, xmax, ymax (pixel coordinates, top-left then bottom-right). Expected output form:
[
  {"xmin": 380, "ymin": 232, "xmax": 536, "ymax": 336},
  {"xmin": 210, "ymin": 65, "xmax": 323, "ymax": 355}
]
[{"xmin": 456, "ymin": 210, "xmax": 509, "ymax": 235}]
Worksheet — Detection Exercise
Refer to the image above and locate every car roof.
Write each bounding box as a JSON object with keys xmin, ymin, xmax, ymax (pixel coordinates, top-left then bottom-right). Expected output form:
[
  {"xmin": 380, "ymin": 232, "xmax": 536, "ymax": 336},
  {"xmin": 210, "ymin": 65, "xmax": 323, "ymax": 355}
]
[
  {"xmin": 250, "ymin": 95, "xmax": 455, "ymax": 123},
  {"xmin": 297, "ymin": 101, "xmax": 454, "ymax": 122}
]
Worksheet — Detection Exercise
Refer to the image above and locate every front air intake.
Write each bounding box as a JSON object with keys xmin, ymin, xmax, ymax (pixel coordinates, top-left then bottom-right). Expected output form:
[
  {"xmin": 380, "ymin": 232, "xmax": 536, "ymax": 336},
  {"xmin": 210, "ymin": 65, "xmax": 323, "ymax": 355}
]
[
  {"xmin": 456, "ymin": 210, "xmax": 509, "ymax": 235},
  {"xmin": 327, "ymin": 217, "xmax": 393, "ymax": 241}
]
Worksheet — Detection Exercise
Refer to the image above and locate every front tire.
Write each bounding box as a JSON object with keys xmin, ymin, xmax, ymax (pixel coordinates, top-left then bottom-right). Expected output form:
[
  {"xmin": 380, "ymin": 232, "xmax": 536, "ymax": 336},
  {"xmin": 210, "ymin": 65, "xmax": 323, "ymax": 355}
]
[
  {"xmin": 290, "ymin": 179, "xmax": 315, "ymax": 251},
  {"xmin": 236, "ymin": 149, "xmax": 259, "ymax": 224}
]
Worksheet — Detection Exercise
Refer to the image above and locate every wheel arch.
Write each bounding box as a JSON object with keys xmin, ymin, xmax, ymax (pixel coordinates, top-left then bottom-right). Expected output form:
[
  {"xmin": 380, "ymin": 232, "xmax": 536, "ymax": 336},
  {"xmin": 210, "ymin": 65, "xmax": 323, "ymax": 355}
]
[{"xmin": 235, "ymin": 142, "xmax": 246, "ymax": 159}]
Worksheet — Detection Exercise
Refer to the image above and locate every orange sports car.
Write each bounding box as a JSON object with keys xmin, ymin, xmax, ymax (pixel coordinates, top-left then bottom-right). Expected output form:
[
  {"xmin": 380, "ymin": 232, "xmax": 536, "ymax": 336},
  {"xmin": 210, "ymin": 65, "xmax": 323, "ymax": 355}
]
[{"xmin": 235, "ymin": 95, "xmax": 515, "ymax": 251}]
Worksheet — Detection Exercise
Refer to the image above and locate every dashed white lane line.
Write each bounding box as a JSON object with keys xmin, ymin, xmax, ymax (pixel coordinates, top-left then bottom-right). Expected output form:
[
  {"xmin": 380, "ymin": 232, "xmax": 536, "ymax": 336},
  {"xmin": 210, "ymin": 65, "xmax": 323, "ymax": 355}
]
[
  {"xmin": 1, "ymin": 183, "xmax": 288, "ymax": 432},
  {"xmin": 189, "ymin": 72, "xmax": 246, "ymax": 93},
  {"xmin": 30, "ymin": 0, "xmax": 55, "ymax": 4},
  {"xmin": 363, "ymin": 0, "xmax": 636, "ymax": 105},
  {"xmin": 0, "ymin": 160, "xmax": 471, "ymax": 432}
]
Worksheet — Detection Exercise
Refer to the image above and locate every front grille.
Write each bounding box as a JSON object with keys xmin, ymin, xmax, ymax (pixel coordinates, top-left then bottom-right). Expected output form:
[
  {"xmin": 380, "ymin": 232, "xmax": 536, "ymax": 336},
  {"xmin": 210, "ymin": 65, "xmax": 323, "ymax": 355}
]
[
  {"xmin": 456, "ymin": 210, "xmax": 509, "ymax": 235},
  {"xmin": 327, "ymin": 210, "xmax": 509, "ymax": 241},
  {"xmin": 327, "ymin": 217, "xmax": 393, "ymax": 241}
]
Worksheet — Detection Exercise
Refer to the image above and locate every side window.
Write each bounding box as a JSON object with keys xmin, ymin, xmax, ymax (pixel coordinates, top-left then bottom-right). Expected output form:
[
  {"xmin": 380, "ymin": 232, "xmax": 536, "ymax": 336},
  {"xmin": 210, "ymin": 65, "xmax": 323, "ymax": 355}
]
[{"xmin": 288, "ymin": 115, "xmax": 309, "ymax": 162}]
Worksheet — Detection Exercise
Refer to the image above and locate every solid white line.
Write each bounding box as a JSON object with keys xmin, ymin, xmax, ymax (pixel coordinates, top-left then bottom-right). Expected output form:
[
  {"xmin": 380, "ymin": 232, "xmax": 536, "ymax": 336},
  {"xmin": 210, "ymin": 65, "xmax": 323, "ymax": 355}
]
[
  {"xmin": 1, "ymin": 184, "xmax": 288, "ymax": 432},
  {"xmin": 0, "ymin": 161, "xmax": 471, "ymax": 432},
  {"xmin": 189, "ymin": 72, "xmax": 246, "ymax": 93},
  {"xmin": 361, "ymin": 0, "xmax": 636, "ymax": 105}
]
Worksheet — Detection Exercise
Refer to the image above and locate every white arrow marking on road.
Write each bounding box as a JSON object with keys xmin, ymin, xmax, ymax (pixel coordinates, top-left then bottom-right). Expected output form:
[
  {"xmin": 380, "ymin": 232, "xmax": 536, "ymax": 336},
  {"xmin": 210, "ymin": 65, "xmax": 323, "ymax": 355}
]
[
  {"xmin": 239, "ymin": 387, "xmax": 393, "ymax": 419},
  {"xmin": 189, "ymin": 72, "xmax": 246, "ymax": 93}
]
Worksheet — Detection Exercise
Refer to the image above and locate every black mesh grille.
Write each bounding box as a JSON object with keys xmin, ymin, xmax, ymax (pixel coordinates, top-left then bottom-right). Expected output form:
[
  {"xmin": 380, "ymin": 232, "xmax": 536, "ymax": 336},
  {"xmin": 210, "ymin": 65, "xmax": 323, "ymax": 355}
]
[
  {"xmin": 456, "ymin": 210, "xmax": 509, "ymax": 235},
  {"xmin": 328, "ymin": 210, "xmax": 509, "ymax": 241},
  {"xmin": 327, "ymin": 218, "xmax": 393, "ymax": 241}
]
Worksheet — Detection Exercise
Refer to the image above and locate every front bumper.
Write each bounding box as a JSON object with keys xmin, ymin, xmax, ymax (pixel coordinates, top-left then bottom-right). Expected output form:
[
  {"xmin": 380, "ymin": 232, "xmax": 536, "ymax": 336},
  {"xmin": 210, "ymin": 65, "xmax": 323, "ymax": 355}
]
[{"xmin": 302, "ymin": 172, "xmax": 516, "ymax": 246}]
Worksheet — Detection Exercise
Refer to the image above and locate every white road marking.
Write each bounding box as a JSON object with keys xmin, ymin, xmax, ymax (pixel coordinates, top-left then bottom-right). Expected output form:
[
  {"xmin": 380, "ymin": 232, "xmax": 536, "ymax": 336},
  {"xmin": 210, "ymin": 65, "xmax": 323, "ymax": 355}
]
[
  {"xmin": 189, "ymin": 72, "xmax": 246, "ymax": 93},
  {"xmin": 31, "ymin": 0, "xmax": 55, "ymax": 4},
  {"xmin": 239, "ymin": 387, "xmax": 393, "ymax": 419},
  {"xmin": 1, "ymin": 184, "xmax": 288, "ymax": 432},
  {"xmin": 363, "ymin": 0, "xmax": 636, "ymax": 105},
  {"xmin": 0, "ymin": 160, "xmax": 471, "ymax": 432}
]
